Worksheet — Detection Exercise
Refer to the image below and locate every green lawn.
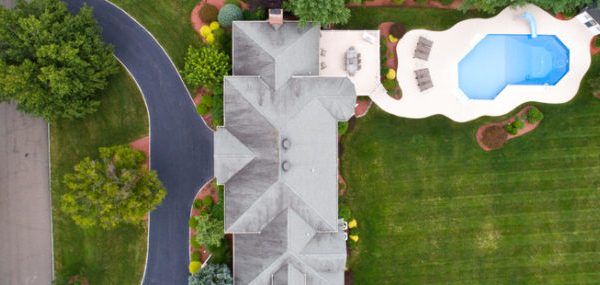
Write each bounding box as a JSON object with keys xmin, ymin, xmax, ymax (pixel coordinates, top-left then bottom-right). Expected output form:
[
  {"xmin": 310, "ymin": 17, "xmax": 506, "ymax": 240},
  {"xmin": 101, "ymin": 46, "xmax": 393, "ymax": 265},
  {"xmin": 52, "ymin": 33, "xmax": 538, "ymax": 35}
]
[
  {"xmin": 341, "ymin": 7, "xmax": 488, "ymax": 30},
  {"xmin": 341, "ymin": 8, "xmax": 600, "ymax": 281},
  {"xmin": 50, "ymin": 65, "xmax": 149, "ymax": 284},
  {"xmin": 110, "ymin": 0, "xmax": 199, "ymax": 69}
]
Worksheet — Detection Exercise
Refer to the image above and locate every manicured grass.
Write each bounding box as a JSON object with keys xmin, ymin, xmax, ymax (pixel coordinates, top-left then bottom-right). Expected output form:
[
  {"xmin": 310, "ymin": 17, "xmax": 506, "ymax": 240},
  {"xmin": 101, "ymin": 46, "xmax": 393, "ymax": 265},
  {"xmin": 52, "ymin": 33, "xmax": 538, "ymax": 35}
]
[
  {"xmin": 50, "ymin": 65, "xmax": 149, "ymax": 284},
  {"xmin": 341, "ymin": 53, "xmax": 600, "ymax": 285},
  {"xmin": 110, "ymin": 0, "xmax": 200, "ymax": 69},
  {"xmin": 341, "ymin": 7, "xmax": 488, "ymax": 30}
]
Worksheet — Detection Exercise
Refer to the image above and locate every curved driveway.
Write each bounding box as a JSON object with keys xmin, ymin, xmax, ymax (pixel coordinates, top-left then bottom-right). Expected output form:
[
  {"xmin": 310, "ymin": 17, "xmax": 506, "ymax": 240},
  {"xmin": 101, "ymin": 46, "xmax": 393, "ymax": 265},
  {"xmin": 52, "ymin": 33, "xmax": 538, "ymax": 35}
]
[{"xmin": 63, "ymin": 1, "xmax": 214, "ymax": 284}]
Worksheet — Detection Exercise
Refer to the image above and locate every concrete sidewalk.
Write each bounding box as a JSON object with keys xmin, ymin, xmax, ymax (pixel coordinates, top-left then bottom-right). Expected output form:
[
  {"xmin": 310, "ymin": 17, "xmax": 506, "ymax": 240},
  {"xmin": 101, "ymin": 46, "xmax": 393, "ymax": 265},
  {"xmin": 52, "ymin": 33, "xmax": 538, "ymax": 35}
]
[{"xmin": 0, "ymin": 102, "xmax": 53, "ymax": 285}]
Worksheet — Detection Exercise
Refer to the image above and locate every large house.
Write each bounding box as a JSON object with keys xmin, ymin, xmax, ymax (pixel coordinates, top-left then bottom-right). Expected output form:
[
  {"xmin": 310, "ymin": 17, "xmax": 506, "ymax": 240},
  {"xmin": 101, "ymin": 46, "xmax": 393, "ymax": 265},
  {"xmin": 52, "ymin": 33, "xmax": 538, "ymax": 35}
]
[{"xmin": 214, "ymin": 20, "xmax": 356, "ymax": 284}]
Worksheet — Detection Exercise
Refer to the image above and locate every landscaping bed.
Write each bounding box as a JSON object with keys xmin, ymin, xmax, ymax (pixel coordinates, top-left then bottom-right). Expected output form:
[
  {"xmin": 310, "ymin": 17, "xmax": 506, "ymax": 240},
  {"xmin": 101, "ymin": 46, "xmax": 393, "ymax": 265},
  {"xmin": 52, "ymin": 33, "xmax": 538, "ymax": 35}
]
[{"xmin": 476, "ymin": 106, "xmax": 543, "ymax": 151}]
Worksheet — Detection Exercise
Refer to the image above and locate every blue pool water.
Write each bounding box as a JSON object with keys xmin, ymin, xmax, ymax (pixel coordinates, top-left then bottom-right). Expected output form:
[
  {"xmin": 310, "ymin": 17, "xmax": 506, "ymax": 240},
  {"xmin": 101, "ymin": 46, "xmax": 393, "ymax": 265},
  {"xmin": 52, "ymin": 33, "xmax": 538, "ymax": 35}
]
[{"xmin": 458, "ymin": 34, "xmax": 569, "ymax": 100}]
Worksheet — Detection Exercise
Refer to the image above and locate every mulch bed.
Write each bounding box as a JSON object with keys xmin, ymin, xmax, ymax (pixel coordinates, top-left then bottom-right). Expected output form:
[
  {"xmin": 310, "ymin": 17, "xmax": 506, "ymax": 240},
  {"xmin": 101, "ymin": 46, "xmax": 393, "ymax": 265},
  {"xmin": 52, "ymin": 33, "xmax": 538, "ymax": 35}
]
[
  {"xmin": 193, "ymin": 88, "xmax": 215, "ymax": 130},
  {"xmin": 189, "ymin": 178, "xmax": 219, "ymax": 263},
  {"xmin": 355, "ymin": 98, "xmax": 373, "ymax": 118},
  {"xmin": 476, "ymin": 106, "xmax": 540, "ymax": 151},
  {"xmin": 129, "ymin": 135, "xmax": 150, "ymax": 168}
]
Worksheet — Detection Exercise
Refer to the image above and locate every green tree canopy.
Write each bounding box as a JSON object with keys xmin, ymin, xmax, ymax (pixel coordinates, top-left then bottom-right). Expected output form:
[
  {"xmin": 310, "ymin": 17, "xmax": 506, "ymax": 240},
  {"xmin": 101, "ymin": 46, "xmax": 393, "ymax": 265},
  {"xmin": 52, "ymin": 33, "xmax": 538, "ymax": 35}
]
[
  {"xmin": 188, "ymin": 264, "xmax": 233, "ymax": 285},
  {"xmin": 0, "ymin": 0, "xmax": 118, "ymax": 121},
  {"xmin": 284, "ymin": 0, "xmax": 350, "ymax": 27},
  {"xmin": 193, "ymin": 213, "xmax": 224, "ymax": 249},
  {"xmin": 459, "ymin": 0, "xmax": 592, "ymax": 15},
  {"xmin": 61, "ymin": 145, "xmax": 166, "ymax": 229},
  {"xmin": 182, "ymin": 45, "xmax": 230, "ymax": 93}
]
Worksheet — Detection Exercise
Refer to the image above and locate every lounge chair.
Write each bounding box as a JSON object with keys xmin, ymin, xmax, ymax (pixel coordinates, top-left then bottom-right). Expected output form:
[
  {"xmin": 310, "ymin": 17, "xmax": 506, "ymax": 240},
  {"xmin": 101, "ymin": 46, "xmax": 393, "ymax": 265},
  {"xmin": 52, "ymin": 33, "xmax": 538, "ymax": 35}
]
[
  {"xmin": 320, "ymin": 62, "xmax": 327, "ymax": 70},
  {"xmin": 414, "ymin": 68, "xmax": 430, "ymax": 79},
  {"xmin": 414, "ymin": 36, "xmax": 433, "ymax": 60},
  {"xmin": 320, "ymin": 48, "xmax": 327, "ymax": 56}
]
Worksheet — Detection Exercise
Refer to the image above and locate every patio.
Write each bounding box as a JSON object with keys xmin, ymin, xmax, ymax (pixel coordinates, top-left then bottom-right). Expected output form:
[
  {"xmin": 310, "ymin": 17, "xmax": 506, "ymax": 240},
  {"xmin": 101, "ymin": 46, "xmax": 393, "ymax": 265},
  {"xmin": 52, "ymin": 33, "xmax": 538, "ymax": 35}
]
[
  {"xmin": 319, "ymin": 30, "xmax": 381, "ymax": 96},
  {"xmin": 370, "ymin": 4, "xmax": 593, "ymax": 122}
]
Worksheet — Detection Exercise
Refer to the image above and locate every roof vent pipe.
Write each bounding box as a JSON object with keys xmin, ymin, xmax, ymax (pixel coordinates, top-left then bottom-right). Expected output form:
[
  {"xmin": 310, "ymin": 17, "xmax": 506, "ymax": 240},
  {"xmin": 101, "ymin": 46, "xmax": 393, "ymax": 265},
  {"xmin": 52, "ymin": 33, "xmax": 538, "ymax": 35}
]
[
  {"xmin": 281, "ymin": 138, "xmax": 291, "ymax": 150},
  {"xmin": 281, "ymin": 160, "xmax": 291, "ymax": 172}
]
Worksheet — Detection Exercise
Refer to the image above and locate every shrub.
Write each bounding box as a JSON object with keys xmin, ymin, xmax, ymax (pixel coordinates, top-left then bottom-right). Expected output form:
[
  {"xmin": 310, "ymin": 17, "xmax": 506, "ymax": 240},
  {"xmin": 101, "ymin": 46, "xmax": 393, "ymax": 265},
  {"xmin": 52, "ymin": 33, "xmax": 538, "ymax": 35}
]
[
  {"xmin": 504, "ymin": 123, "xmax": 517, "ymax": 135},
  {"xmin": 435, "ymin": 0, "xmax": 454, "ymax": 5},
  {"xmin": 193, "ymin": 199, "xmax": 203, "ymax": 210},
  {"xmin": 211, "ymin": 93, "xmax": 224, "ymax": 127},
  {"xmin": 389, "ymin": 23, "xmax": 407, "ymax": 39},
  {"xmin": 193, "ymin": 213, "xmax": 224, "ymax": 248},
  {"xmin": 392, "ymin": 0, "xmax": 406, "ymax": 4},
  {"xmin": 197, "ymin": 95, "xmax": 214, "ymax": 116},
  {"xmin": 480, "ymin": 125, "xmax": 508, "ymax": 149},
  {"xmin": 339, "ymin": 203, "xmax": 352, "ymax": 221},
  {"xmin": 188, "ymin": 264, "xmax": 233, "ymax": 285},
  {"xmin": 338, "ymin": 121, "xmax": 349, "ymax": 136},
  {"xmin": 202, "ymin": 196, "xmax": 214, "ymax": 208},
  {"xmin": 388, "ymin": 34, "xmax": 398, "ymax": 43},
  {"xmin": 243, "ymin": 8, "xmax": 267, "ymax": 20},
  {"xmin": 512, "ymin": 118, "xmax": 525, "ymax": 129},
  {"xmin": 200, "ymin": 25, "xmax": 212, "ymax": 38},
  {"xmin": 189, "ymin": 261, "xmax": 202, "ymax": 274},
  {"xmin": 382, "ymin": 78, "xmax": 397, "ymax": 95},
  {"xmin": 190, "ymin": 238, "xmax": 201, "ymax": 249},
  {"xmin": 527, "ymin": 107, "xmax": 544, "ymax": 124},
  {"xmin": 386, "ymin": 69, "xmax": 396, "ymax": 80},
  {"xmin": 191, "ymin": 252, "xmax": 201, "ymax": 261},
  {"xmin": 209, "ymin": 21, "xmax": 220, "ymax": 31},
  {"xmin": 200, "ymin": 4, "xmax": 219, "ymax": 23},
  {"xmin": 189, "ymin": 216, "xmax": 199, "ymax": 228},
  {"xmin": 183, "ymin": 46, "xmax": 230, "ymax": 92},
  {"xmin": 218, "ymin": 4, "xmax": 243, "ymax": 28},
  {"xmin": 210, "ymin": 186, "xmax": 225, "ymax": 221}
]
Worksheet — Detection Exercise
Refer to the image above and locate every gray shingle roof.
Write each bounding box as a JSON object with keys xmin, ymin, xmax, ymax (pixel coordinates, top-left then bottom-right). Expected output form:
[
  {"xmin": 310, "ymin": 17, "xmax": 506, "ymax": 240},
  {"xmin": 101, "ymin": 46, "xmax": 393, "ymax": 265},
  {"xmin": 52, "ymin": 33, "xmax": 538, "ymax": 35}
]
[{"xmin": 215, "ymin": 21, "xmax": 355, "ymax": 285}]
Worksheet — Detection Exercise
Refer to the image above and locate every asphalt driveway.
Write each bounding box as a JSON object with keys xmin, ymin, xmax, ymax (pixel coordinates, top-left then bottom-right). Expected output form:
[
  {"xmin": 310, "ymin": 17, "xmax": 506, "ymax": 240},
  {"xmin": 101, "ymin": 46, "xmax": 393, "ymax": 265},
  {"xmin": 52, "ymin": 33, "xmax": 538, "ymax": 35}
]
[{"xmin": 63, "ymin": 1, "xmax": 214, "ymax": 284}]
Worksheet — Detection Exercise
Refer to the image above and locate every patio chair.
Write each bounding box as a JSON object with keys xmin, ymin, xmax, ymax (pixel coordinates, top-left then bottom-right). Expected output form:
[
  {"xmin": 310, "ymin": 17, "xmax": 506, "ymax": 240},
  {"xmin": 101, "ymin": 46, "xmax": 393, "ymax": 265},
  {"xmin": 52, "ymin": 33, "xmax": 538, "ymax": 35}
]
[
  {"xmin": 414, "ymin": 68, "xmax": 430, "ymax": 79},
  {"xmin": 320, "ymin": 48, "xmax": 327, "ymax": 56},
  {"xmin": 320, "ymin": 62, "xmax": 327, "ymax": 70},
  {"xmin": 418, "ymin": 36, "xmax": 433, "ymax": 48}
]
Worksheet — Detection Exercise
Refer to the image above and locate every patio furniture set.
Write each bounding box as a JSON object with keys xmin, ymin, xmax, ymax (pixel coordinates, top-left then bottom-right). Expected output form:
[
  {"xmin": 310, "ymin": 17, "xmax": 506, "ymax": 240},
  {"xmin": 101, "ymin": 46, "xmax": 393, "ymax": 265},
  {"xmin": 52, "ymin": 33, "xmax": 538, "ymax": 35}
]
[{"xmin": 414, "ymin": 36, "xmax": 434, "ymax": 91}]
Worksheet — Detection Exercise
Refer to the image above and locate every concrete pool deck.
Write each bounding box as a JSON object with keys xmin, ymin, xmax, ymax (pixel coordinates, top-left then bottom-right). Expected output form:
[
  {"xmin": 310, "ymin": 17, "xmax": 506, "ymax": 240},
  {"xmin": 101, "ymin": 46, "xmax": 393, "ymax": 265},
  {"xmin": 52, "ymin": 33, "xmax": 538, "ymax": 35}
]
[{"xmin": 370, "ymin": 4, "xmax": 593, "ymax": 122}]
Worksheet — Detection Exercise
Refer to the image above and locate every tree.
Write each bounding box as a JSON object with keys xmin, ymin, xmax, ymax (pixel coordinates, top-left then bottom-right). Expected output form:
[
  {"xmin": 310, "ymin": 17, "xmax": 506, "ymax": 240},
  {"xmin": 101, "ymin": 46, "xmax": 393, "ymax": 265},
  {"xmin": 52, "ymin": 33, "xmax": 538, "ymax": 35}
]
[
  {"xmin": 0, "ymin": 0, "xmax": 118, "ymax": 121},
  {"xmin": 459, "ymin": 0, "xmax": 591, "ymax": 15},
  {"xmin": 284, "ymin": 0, "xmax": 350, "ymax": 27},
  {"xmin": 61, "ymin": 145, "xmax": 166, "ymax": 229},
  {"xmin": 193, "ymin": 213, "xmax": 224, "ymax": 249},
  {"xmin": 182, "ymin": 45, "xmax": 230, "ymax": 93},
  {"xmin": 188, "ymin": 264, "xmax": 233, "ymax": 285}
]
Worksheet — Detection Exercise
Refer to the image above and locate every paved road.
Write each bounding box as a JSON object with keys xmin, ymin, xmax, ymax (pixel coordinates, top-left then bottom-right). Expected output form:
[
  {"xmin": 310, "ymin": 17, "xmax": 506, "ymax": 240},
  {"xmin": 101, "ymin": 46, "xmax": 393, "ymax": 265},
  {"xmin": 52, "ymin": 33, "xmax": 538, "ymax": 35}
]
[
  {"xmin": 63, "ymin": 1, "xmax": 214, "ymax": 284},
  {"xmin": 0, "ymin": 102, "xmax": 53, "ymax": 285}
]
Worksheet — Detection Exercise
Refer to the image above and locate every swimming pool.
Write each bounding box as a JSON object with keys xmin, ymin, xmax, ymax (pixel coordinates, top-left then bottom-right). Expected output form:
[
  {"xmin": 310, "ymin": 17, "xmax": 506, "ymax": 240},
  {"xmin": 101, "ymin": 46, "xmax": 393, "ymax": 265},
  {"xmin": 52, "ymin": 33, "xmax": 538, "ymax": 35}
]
[{"xmin": 458, "ymin": 34, "xmax": 570, "ymax": 100}]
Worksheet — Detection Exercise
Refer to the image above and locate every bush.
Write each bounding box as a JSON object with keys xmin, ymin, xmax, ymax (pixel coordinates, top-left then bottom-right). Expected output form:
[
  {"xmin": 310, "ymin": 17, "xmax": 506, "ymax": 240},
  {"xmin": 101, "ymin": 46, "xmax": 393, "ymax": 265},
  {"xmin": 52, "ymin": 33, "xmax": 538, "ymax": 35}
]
[
  {"xmin": 211, "ymin": 93, "xmax": 224, "ymax": 127},
  {"xmin": 243, "ymin": 7, "xmax": 267, "ymax": 20},
  {"xmin": 202, "ymin": 196, "xmax": 214, "ymax": 208},
  {"xmin": 218, "ymin": 4, "xmax": 243, "ymax": 28},
  {"xmin": 191, "ymin": 252, "xmax": 201, "ymax": 261},
  {"xmin": 189, "ymin": 216, "xmax": 199, "ymax": 228},
  {"xmin": 193, "ymin": 213, "xmax": 224, "ymax": 248},
  {"xmin": 480, "ymin": 125, "xmax": 508, "ymax": 150},
  {"xmin": 512, "ymin": 118, "xmax": 525, "ymax": 129},
  {"xmin": 193, "ymin": 199, "xmax": 203, "ymax": 210},
  {"xmin": 339, "ymin": 203, "xmax": 352, "ymax": 221},
  {"xmin": 392, "ymin": 0, "xmax": 406, "ymax": 4},
  {"xmin": 190, "ymin": 238, "xmax": 201, "ymax": 249},
  {"xmin": 527, "ymin": 107, "xmax": 544, "ymax": 124},
  {"xmin": 189, "ymin": 261, "xmax": 202, "ymax": 274},
  {"xmin": 338, "ymin": 122, "xmax": 349, "ymax": 136},
  {"xmin": 504, "ymin": 123, "xmax": 517, "ymax": 135},
  {"xmin": 196, "ymin": 95, "xmax": 214, "ymax": 116},
  {"xmin": 183, "ymin": 45, "xmax": 230, "ymax": 92},
  {"xmin": 435, "ymin": 0, "xmax": 454, "ymax": 5},
  {"xmin": 188, "ymin": 263, "xmax": 233, "ymax": 285},
  {"xmin": 210, "ymin": 186, "xmax": 225, "ymax": 222},
  {"xmin": 382, "ymin": 78, "xmax": 398, "ymax": 95},
  {"xmin": 389, "ymin": 23, "xmax": 407, "ymax": 39},
  {"xmin": 200, "ymin": 4, "xmax": 219, "ymax": 23}
]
